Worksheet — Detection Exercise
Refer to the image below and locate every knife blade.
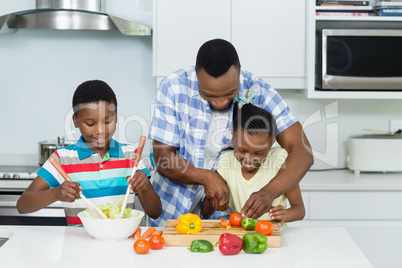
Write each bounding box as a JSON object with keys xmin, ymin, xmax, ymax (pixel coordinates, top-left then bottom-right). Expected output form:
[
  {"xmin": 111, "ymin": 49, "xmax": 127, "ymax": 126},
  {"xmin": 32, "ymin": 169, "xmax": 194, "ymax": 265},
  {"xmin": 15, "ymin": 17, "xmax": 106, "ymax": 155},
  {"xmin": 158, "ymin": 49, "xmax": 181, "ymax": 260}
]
[{"xmin": 225, "ymin": 203, "xmax": 237, "ymax": 215}]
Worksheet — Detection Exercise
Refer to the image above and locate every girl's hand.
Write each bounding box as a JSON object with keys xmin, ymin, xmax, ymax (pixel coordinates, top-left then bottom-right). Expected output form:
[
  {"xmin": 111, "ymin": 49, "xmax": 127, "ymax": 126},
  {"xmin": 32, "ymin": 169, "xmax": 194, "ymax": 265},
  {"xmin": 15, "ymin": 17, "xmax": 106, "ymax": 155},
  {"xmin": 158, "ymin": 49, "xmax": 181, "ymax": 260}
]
[
  {"xmin": 269, "ymin": 205, "xmax": 286, "ymax": 226},
  {"xmin": 55, "ymin": 181, "xmax": 81, "ymax": 202},
  {"xmin": 127, "ymin": 170, "xmax": 151, "ymax": 194}
]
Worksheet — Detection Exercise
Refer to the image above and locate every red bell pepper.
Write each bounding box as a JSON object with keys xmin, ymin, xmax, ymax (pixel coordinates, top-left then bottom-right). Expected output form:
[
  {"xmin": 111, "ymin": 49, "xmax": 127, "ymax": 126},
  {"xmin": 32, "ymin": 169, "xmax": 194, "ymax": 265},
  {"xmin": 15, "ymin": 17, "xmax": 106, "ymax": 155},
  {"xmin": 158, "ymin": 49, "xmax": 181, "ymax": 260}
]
[{"xmin": 216, "ymin": 233, "xmax": 244, "ymax": 255}]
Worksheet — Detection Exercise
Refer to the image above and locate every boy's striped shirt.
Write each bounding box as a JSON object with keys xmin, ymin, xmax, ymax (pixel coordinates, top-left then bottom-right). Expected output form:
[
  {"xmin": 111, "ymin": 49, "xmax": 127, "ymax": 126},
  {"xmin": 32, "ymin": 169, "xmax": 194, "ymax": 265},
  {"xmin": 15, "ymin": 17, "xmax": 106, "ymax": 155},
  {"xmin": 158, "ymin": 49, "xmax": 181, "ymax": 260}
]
[{"xmin": 37, "ymin": 136, "xmax": 149, "ymax": 226}]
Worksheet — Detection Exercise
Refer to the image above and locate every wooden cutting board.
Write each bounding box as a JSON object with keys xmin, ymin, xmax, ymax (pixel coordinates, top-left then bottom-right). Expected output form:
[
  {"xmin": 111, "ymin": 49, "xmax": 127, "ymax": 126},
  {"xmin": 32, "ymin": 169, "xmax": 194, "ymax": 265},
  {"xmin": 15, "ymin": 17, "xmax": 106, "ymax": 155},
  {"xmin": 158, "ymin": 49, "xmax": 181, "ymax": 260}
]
[{"xmin": 162, "ymin": 219, "xmax": 281, "ymax": 247}]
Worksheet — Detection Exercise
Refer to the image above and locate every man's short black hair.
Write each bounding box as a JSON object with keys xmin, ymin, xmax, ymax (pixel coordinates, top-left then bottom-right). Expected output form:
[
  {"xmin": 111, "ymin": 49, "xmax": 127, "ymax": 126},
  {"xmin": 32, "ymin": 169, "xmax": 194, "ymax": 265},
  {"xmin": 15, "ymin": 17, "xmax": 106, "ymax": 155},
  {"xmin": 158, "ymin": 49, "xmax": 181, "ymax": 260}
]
[
  {"xmin": 195, "ymin": 38, "xmax": 240, "ymax": 78},
  {"xmin": 233, "ymin": 103, "xmax": 277, "ymax": 140},
  {"xmin": 72, "ymin": 80, "xmax": 117, "ymax": 114}
]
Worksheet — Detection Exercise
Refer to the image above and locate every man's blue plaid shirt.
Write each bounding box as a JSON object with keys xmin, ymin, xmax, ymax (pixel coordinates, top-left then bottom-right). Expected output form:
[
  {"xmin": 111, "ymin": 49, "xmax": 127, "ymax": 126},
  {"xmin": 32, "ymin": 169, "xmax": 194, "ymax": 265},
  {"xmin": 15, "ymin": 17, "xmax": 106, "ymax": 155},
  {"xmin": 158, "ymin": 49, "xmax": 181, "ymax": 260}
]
[{"xmin": 148, "ymin": 66, "xmax": 297, "ymax": 227}]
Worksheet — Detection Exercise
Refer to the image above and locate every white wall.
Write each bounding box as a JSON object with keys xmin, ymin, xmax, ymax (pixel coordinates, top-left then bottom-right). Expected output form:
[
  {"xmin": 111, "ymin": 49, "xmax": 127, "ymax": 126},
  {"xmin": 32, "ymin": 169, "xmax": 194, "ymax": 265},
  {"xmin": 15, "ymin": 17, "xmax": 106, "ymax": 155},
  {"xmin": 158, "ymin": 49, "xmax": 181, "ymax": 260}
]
[{"xmin": 0, "ymin": 0, "xmax": 155, "ymax": 165}]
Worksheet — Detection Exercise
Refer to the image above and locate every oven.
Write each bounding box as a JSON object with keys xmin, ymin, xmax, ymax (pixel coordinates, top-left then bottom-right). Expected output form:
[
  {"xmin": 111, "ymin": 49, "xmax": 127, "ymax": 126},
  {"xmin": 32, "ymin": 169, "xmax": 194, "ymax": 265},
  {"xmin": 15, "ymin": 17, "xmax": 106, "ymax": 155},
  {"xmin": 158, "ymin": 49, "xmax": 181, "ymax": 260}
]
[{"xmin": 0, "ymin": 165, "xmax": 66, "ymax": 226}]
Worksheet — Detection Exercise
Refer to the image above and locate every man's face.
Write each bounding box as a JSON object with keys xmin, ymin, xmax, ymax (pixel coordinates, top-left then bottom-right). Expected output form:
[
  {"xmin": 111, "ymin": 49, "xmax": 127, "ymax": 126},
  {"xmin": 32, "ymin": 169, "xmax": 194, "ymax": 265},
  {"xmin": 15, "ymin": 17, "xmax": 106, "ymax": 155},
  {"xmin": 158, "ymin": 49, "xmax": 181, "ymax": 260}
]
[{"xmin": 197, "ymin": 65, "xmax": 240, "ymax": 112}]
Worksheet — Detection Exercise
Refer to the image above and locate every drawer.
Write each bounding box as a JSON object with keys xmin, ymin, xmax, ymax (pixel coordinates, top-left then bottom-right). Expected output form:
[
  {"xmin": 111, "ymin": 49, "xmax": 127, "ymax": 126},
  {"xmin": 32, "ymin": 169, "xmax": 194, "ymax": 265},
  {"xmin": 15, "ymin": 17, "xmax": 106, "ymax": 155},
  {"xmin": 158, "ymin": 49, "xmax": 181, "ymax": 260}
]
[{"xmin": 308, "ymin": 191, "xmax": 402, "ymax": 220}]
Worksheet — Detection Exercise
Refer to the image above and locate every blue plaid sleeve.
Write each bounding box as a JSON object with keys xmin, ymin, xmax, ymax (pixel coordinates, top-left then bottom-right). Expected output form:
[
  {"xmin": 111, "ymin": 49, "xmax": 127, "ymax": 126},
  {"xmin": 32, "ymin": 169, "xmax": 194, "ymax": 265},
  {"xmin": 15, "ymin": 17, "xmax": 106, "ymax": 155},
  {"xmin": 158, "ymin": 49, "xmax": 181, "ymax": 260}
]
[{"xmin": 149, "ymin": 80, "xmax": 181, "ymax": 147}]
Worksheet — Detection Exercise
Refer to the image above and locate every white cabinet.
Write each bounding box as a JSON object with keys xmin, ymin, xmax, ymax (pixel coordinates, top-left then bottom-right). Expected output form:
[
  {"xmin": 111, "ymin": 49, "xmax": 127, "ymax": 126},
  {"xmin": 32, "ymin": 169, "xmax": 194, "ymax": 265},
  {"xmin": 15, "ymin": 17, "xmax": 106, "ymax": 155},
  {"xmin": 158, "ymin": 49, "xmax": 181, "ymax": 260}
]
[
  {"xmin": 289, "ymin": 170, "xmax": 402, "ymax": 227},
  {"xmin": 232, "ymin": 0, "xmax": 306, "ymax": 89},
  {"xmin": 153, "ymin": 0, "xmax": 307, "ymax": 89},
  {"xmin": 307, "ymin": 191, "xmax": 402, "ymax": 220},
  {"xmin": 294, "ymin": 190, "xmax": 402, "ymax": 227},
  {"xmin": 152, "ymin": 0, "xmax": 231, "ymax": 79}
]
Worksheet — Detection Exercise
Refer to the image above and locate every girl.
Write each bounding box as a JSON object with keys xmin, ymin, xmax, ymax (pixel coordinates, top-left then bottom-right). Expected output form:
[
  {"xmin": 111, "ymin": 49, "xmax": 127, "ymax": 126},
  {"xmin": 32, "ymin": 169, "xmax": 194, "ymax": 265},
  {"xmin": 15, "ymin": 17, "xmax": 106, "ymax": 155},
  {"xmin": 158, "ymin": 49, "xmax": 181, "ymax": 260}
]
[{"xmin": 201, "ymin": 90, "xmax": 305, "ymax": 226}]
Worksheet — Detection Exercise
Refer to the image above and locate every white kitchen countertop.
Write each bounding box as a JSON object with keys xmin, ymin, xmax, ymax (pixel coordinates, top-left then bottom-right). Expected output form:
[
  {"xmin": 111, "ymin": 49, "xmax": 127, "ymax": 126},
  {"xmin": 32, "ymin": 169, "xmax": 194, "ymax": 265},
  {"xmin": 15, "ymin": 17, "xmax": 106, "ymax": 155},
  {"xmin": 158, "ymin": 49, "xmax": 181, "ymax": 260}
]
[
  {"xmin": 0, "ymin": 225, "xmax": 371, "ymax": 268},
  {"xmin": 300, "ymin": 169, "xmax": 402, "ymax": 191}
]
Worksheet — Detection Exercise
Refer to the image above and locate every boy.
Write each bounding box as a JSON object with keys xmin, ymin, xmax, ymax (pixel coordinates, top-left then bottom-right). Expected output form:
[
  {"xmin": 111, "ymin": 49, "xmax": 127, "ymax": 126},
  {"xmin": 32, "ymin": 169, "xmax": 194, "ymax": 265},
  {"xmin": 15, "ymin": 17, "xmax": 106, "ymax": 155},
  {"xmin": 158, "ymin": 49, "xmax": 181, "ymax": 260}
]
[
  {"xmin": 17, "ymin": 80, "xmax": 162, "ymax": 225},
  {"xmin": 201, "ymin": 88, "xmax": 305, "ymax": 226}
]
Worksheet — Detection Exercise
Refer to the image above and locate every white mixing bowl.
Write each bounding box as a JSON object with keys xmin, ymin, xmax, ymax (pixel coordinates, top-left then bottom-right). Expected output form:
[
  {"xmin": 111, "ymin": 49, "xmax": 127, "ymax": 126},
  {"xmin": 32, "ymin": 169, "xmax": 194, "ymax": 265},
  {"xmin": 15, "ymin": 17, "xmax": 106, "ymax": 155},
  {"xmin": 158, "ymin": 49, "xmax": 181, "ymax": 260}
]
[{"xmin": 78, "ymin": 210, "xmax": 144, "ymax": 240}]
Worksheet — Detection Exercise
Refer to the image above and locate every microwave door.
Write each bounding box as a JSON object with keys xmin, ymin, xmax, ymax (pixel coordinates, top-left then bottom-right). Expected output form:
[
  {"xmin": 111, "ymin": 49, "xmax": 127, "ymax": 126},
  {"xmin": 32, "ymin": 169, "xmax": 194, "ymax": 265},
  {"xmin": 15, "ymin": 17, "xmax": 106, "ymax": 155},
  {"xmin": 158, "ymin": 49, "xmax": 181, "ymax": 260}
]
[{"xmin": 320, "ymin": 29, "xmax": 402, "ymax": 90}]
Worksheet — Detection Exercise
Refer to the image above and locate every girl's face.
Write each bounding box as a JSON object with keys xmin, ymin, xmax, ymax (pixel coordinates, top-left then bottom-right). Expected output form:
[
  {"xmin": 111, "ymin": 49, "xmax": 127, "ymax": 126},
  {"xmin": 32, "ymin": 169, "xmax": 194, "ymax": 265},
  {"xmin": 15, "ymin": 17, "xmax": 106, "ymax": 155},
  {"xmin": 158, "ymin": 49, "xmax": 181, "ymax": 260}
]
[
  {"xmin": 233, "ymin": 128, "xmax": 274, "ymax": 173},
  {"xmin": 73, "ymin": 101, "xmax": 117, "ymax": 156}
]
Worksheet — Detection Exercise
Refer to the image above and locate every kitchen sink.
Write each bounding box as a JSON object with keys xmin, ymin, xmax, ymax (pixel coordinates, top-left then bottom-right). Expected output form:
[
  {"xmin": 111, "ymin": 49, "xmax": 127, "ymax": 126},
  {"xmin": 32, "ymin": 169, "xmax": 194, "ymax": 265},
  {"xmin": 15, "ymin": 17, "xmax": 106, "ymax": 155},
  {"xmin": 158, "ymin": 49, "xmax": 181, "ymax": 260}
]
[{"xmin": 0, "ymin": 231, "xmax": 13, "ymax": 248}]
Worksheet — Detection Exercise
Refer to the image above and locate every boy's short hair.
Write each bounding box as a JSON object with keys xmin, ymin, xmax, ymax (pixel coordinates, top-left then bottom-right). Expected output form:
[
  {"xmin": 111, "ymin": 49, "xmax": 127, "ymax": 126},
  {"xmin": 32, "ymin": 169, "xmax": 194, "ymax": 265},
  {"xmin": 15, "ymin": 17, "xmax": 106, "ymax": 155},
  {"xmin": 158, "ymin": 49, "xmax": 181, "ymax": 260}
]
[
  {"xmin": 72, "ymin": 80, "xmax": 117, "ymax": 114},
  {"xmin": 195, "ymin": 38, "xmax": 240, "ymax": 78},
  {"xmin": 233, "ymin": 103, "xmax": 277, "ymax": 140}
]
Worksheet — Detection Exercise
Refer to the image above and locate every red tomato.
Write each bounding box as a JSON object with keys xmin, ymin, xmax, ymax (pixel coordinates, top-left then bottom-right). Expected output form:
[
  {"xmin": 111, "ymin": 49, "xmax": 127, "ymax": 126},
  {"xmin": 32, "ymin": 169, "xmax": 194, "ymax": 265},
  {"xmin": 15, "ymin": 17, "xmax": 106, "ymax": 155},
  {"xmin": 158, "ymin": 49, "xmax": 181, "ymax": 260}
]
[
  {"xmin": 255, "ymin": 220, "xmax": 274, "ymax": 236},
  {"xmin": 149, "ymin": 234, "xmax": 165, "ymax": 250},
  {"xmin": 134, "ymin": 239, "xmax": 151, "ymax": 254},
  {"xmin": 229, "ymin": 213, "xmax": 242, "ymax": 227}
]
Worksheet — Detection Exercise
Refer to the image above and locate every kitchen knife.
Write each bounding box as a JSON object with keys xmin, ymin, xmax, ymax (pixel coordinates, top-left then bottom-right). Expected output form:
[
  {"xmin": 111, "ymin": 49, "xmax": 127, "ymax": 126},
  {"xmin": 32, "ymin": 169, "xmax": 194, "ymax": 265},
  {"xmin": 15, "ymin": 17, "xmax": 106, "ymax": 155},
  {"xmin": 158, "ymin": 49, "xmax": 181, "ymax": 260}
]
[{"xmin": 225, "ymin": 203, "xmax": 237, "ymax": 215}]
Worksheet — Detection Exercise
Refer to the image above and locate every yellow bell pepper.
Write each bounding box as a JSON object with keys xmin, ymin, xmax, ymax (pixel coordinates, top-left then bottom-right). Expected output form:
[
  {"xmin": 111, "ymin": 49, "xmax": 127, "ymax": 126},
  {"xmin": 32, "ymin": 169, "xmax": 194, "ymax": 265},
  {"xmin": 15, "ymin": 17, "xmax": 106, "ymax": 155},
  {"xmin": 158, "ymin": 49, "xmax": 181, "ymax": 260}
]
[{"xmin": 176, "ymin": 213, "xmax": 202, "ymax": 234}]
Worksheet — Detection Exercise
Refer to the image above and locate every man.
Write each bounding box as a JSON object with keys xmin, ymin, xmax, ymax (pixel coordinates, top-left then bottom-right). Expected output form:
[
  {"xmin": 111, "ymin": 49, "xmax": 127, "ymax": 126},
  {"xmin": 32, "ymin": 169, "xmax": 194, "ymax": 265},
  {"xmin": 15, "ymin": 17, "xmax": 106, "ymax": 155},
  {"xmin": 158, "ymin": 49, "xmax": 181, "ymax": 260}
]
[{"xmin": 149, "ymin": 38, "xmax": 313, "ymax": 227}]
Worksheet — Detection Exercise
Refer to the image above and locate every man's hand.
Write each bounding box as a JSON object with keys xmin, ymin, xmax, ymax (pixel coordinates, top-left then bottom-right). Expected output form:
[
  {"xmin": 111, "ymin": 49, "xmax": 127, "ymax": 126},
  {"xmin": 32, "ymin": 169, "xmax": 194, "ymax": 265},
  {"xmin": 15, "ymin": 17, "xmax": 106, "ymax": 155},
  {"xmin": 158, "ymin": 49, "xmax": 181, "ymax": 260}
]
[
  {"xmin": 240, "ymin": 188, "xmax": 272, "ymax": 219},
  {"xmin": 201, "ymin": 170, "xmax": 230, "ymax": 211}
]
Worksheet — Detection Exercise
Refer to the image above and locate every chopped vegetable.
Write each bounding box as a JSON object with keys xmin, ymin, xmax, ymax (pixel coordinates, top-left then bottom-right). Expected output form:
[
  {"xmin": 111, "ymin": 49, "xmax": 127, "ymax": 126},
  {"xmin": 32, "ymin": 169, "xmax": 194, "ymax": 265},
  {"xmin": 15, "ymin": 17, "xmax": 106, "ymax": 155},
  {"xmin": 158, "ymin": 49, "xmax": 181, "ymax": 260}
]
[
  {"xmin": 86, "ymin": 195, "xmax": 136, "ymax": 219},
  {"xmin": 242, "ymin": 233, "xmax": 268, "ymax": 254},
  {"xmin": 142, "ymin": 227, "xmax": 156, "ymax": 239},
  {"xmin": 216, "ymin": 233, "xmax": 243, "ymax": 255},
  {"xmin": 176, "ymin": 213, "xmax": 202, "ymax": 234},
  {"xmin": 220, "ymin": 218, "xmax": 231, "ymax": 228},
  {"xmin": 189, "ymin": 240, "xmax": 214, "ymax": 253}
]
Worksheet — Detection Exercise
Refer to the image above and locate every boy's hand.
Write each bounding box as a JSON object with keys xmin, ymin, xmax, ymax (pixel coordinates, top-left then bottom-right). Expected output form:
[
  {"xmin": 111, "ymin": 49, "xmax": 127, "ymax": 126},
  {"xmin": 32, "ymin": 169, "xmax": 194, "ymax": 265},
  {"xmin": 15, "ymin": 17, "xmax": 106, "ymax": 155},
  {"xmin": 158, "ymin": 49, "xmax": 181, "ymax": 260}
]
[
  {"xmin": 269, "ymin": 205, "xmax": 286, "ymax": 226},
  {"xmin": 127, "ymin": 170, "xmax": 151, "ymax": 194},
  {"xmin": 55, "ymin": 181, "xmax": 81, "ymax": 202}
]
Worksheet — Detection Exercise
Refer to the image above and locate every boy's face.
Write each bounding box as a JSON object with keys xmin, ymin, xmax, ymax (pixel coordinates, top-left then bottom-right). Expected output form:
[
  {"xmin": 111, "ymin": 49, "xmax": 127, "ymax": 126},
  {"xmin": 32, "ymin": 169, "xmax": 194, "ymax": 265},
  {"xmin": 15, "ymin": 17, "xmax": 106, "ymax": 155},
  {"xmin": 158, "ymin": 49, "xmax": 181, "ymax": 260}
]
[
  {"xmin": 73, "ymin": 101, "xmax": 117, "ymax": 155},
  {"xmin": 232, "ymin": 128, "xmax": 274, "ymax": 173}
]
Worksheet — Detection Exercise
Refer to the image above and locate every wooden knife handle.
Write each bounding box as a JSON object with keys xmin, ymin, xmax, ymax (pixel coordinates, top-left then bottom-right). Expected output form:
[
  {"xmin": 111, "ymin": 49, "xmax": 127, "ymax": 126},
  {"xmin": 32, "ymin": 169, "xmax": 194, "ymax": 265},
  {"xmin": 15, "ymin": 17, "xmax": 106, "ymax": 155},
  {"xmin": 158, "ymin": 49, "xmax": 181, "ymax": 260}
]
[
  {"xmin": 133, "ymin": 135, "xmax": 146, "ymax": 168},
  {"xmin": 49, "ymin": 157, "xmax": 72, "ymax": 182}
]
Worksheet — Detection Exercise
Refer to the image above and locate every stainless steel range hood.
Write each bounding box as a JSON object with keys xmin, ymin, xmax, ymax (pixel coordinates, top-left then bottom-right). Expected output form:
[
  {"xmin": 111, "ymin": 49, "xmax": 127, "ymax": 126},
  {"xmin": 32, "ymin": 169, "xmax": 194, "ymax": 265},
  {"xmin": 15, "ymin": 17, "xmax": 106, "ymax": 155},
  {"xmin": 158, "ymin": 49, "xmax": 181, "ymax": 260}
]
[{"xmin": 0, "ymin": 0, "xmax": 151, "ymax": 36}]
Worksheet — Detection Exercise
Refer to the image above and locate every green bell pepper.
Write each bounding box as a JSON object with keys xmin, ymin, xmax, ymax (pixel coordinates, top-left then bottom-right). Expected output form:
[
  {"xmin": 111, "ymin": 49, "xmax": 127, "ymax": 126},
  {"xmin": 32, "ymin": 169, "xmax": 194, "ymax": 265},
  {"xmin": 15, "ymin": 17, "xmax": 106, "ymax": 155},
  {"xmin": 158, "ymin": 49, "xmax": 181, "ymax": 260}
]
[
  {"xmin": 189, "ymin": 240, "xmax": 214, "ymax": 253},
  {"xmin": 242, "ymin": 233, "xmax": 268, "ymax": 254},
  {"xmin": 241, "ymin": 217, "xmax": 259, "ymax": 230}
]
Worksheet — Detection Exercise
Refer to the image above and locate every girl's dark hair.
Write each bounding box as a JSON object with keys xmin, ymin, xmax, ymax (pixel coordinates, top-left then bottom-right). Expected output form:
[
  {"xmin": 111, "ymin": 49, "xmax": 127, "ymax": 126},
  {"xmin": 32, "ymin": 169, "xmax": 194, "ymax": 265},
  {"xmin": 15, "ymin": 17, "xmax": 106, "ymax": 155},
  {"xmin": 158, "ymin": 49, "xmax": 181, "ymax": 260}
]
[
  {"xmin": 195, "ymin": 38, "xmax": 240, "ymax": 78},
  {"xmin": 72, "ymin": 80, "xmax": 117, "ymax": 114},
  {"xmin": 233, "ymin": 103, "xmax": 277, "ymax": 139}
]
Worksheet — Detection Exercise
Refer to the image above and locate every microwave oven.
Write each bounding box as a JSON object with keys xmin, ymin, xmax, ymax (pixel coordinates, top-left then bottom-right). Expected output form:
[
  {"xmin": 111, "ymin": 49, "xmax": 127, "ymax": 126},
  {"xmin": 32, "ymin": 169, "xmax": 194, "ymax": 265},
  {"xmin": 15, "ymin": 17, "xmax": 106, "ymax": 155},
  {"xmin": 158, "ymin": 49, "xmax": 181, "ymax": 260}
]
[{"xmin": 316, "ymin": 29, "xmax": 402, "ymax": 90}]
